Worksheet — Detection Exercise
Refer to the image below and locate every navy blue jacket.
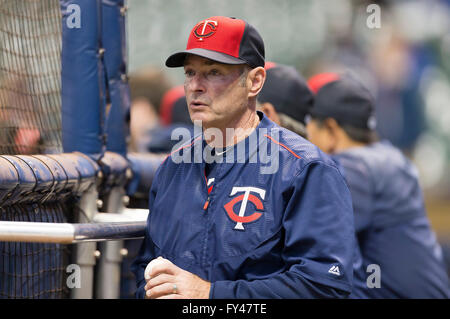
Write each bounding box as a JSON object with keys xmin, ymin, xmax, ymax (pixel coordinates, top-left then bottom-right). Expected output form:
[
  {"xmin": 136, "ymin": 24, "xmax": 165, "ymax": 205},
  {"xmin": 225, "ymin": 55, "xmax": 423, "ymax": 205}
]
[
  {"xmin": 334, "ymin": 141, "xmax": 449, "ymax": 298},
  {"xmin": 132, "ymin": 112, "xmax": 356, "ymax": 298}
]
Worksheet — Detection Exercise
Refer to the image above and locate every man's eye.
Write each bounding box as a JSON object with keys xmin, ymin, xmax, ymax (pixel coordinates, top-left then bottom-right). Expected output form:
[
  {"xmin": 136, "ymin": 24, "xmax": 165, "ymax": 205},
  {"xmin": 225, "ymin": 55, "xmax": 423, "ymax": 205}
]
[
  {"xmin": 184, "ymin": 70, "xmax": 194, "ymax": 77},
  {"xmin": 208, "ymin": 69, "xmax": 220, "ymax": 76}
]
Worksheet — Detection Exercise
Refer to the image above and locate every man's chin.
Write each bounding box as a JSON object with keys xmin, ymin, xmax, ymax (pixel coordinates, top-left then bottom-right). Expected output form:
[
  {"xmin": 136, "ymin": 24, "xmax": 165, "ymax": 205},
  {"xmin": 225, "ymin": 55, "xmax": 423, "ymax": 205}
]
[
  {"xmin": 189, "ymin": 112, "xmax": 227, "ymax": 130},
  {"xmin": 190, "ymin": 113, "xmax": 209, "ymax": 126}
]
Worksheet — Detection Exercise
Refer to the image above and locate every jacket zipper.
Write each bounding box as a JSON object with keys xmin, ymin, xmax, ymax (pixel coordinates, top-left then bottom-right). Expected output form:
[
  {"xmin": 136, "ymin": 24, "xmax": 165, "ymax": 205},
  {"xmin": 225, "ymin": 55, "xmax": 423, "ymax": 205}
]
[
  {"xmin": 201, "ymin": 171, "xmax": 211, "ymax": 269},
  {"xmin": 204, "ymin": 174, "xmax": 214, "ymax": 212},
  {"xmin": 203, "ymin": 199, "xmax": 210, "ymax": 210}
]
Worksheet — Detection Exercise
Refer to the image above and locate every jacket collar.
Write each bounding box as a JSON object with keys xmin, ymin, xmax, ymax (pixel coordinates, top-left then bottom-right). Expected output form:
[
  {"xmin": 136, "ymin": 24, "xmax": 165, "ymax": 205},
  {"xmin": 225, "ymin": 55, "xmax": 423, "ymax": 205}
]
[{"xmin": 190, "ymin": 111, "xmax": 278, "ymax": 164}]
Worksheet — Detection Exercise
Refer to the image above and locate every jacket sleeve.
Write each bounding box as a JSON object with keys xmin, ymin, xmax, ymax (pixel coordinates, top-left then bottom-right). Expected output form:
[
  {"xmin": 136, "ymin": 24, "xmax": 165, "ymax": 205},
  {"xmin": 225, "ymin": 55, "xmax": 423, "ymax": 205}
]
[
  {"xmin": 130, "ymin": 164, "xmax": 163, "ymax": 299},
  {"xmin": 210, "ymin": 161, "xmax": 356, "ymax": 298}
]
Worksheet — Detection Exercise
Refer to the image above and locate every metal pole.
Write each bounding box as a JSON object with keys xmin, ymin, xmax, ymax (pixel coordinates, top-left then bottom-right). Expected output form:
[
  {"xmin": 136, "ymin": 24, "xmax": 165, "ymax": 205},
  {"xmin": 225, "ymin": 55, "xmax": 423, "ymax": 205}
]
[
  {"xmin": 93, "ymin": 208, "xmax": 148, "ymax": 223},
  {"xmin": 95, "ymin": 186, "xmax": 126, "ymax": 299},
  {"xmin": 72, "ymin": 184, "xmax": 99, "ymax": 299},
  {"xmin": 0, "ymin": 222, "xmax": 75, "ymax": 243},
  {"xmin": 0, "ymin": 221, "xmax": 145, "ymax": 243}
]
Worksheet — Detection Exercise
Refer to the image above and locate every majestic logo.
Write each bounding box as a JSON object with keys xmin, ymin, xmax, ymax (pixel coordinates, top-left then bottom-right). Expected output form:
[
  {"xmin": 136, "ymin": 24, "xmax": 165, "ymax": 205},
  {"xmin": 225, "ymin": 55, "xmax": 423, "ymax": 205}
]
[
  {"xmin": 224, "ymin": 187, "xmax": 265, "ymax": 230},
  {"xmin": 328, "ymin": 265, "xmax": 341, "ymax": 276},
  {"xmin": 193, "ymin": 19, "xmax": 218, "ymax": 40}
]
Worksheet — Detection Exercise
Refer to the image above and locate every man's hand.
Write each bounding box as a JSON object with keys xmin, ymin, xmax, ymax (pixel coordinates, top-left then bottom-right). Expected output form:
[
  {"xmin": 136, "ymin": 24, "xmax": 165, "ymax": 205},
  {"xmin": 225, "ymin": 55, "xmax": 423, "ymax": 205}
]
[{"xmin": 144, "ymin": 257, "xmax": 211, "ymax": 299}]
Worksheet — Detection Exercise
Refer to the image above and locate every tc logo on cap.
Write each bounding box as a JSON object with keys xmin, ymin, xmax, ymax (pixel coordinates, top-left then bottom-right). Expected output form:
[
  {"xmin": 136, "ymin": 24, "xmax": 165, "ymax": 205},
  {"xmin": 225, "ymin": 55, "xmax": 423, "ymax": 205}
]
[{"xmin": 193, "ymin": 19, "xmax": 218, "ymax": 41}]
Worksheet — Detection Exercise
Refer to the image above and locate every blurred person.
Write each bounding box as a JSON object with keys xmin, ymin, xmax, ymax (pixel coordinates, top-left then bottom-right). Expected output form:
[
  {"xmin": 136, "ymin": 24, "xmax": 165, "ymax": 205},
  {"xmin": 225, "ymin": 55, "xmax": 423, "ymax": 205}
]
[
  {"xmin": 127, "ymin": 67, "xmax": 172, "ymax": 153},
  {"xmin": 132, "ymin": 16, "xmax": 356, "ymax": 299},
  {"xmin": 159, "ymin": 85, "xmax": 191, "ymax": 127},
  {"xmin": 0, "ymin": 79, "xmax": 43, "ymax": 155},
  {"xmin": 13, "ymin": 127, "xmax": 41, "ymax": 154},
  {"xmin": 257, "ymin": 62, "xmax": 314, "ymax": 138},
  {"xmin": 146, "ymin": 85, "xmax": 194, "ymax": 154},
  {"xmin": 128, "ymin": 66, "xmax": 173, "ymax": 115},
  {"xmin": 305, "ymin": 0, "xmax": 426, "ymax": 153},
  {"xmin": 306, "ymin": 73, "xmax": 449, "ymax": 298},
  {"xmin": 368, "ymin": 31, "xmax": 427, "ymax": 154},
  {"xmin": 129, "ymin": 97, "xmax": 158, "ymax": 152}
]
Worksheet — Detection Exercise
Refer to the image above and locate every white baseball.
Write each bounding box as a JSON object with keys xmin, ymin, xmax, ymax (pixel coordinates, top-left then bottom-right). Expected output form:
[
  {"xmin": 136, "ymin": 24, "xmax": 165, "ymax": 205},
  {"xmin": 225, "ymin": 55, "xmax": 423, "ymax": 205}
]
[{"xmin": 144, "ymin": 257, "xmax": 168, "ymax": 281}]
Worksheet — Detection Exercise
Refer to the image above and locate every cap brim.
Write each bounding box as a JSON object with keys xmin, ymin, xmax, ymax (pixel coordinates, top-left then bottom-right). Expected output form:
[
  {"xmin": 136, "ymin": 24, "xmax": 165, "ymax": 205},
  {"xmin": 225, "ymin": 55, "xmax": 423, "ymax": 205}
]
[{"xmin": 165, "ymin": 48, "xmax": 247, "ymax": 68}]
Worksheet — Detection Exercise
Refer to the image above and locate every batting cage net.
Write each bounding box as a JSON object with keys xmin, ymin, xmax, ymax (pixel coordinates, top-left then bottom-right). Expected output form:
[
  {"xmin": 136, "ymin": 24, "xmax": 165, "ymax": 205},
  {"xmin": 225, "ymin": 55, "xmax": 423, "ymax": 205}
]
[
  {"xmin": 0, "ymin": 0, "xmax": 70, "ymax": 299},
  {"xmin": 0, "ymin": 0, "xmax": 153, "ymax": 299},
  {"xmin": 0, "ymin": 0, "xmax": 63, "ymax": 155}
]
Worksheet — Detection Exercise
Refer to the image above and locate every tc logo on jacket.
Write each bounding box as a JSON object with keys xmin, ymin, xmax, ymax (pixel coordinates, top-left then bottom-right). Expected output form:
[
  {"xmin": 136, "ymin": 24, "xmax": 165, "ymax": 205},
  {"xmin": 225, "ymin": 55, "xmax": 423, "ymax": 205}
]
[{"xmin": 224, "ymin": 187, "xmax": 266, "ymax": 230}]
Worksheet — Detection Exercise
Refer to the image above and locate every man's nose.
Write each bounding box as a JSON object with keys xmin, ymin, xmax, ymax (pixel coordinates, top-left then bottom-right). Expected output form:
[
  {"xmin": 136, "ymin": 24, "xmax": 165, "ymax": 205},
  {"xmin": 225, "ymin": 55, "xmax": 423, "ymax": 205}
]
[{"xmin": 186, "ymin": 74, "xmax": 206, "ymax": 93}]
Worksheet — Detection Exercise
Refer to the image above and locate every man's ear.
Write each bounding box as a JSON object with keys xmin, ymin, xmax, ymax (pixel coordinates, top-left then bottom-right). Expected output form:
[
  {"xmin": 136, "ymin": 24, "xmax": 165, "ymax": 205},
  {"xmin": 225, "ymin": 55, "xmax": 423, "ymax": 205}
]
[
  {"xmin": 324, "ymin": 118, "xmax": 341, "ymax": 153},
  {"xmin": 247, "ymin": 67, "xmax": 266, "ymax": 98},
  {"xmin": 259, "ymin": 102, "xmax": 280, "ymax": 125}
]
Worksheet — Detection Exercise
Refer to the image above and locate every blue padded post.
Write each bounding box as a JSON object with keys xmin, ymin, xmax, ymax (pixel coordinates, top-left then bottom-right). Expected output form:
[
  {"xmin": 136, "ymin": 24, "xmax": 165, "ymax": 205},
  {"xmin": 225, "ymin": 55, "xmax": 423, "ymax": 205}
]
[
  {"xmin": 61, "ymin": 0, "xmax": 106, "ymax": 157},
  {"xmin": 102, "ymin": 0, "xmax": 130, "ymax": 157}
]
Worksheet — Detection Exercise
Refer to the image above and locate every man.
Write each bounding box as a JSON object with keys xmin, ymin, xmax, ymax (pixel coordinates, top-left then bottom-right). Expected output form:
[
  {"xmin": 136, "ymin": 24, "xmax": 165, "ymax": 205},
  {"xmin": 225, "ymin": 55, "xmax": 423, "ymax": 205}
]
[
  {"xmin": 257, "ymin": 62, "xmax": 314, "ymax": 138},
  {"xmin": 306, "ymin": 73, "xmax": 450, "ymax": 298},
  {"xmin": 132, "ymin": 16, "xmax": 356, "ymax": 299}
]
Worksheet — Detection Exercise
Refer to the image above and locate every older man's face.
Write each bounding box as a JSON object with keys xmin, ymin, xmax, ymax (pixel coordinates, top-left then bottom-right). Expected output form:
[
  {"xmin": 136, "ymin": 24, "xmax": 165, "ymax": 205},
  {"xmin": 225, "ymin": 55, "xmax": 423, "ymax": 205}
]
[{"xmin": 183, "ymin": 55, "xmax": 249, "ymax": 130}]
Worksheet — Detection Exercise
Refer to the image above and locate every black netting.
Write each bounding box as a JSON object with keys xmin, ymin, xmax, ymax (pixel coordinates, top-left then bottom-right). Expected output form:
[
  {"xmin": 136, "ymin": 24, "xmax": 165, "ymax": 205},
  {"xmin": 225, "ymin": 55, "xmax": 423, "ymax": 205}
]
[
  {"xmin": 0, "ymin": 0, "xmax": 62, "ymax": 155},
  {"xmin": 0, "ymin": 0, "xmax": 69, "ymax": 299},
  {"xmin": 0, "ymin": 201, "xmax": 72, "ymax": 299}
]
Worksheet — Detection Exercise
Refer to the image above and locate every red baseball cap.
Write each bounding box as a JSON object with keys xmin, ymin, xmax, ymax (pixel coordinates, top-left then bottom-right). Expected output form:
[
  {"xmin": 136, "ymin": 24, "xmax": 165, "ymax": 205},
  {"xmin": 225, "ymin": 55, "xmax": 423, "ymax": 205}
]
[
  {"xmin": 307, "ymin": 72, "xmax": 340, "ymax": 94},
  {"xmin": 159, "ymin": 85, "xmax": 191, "ymax": 126},
  {"xmin": 165, "ymin": 16, "xmax": 265, "ymax": 69}
]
